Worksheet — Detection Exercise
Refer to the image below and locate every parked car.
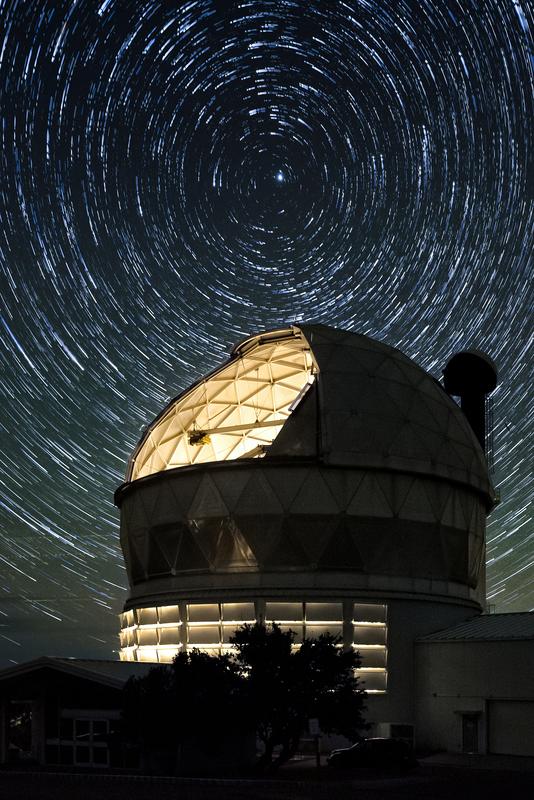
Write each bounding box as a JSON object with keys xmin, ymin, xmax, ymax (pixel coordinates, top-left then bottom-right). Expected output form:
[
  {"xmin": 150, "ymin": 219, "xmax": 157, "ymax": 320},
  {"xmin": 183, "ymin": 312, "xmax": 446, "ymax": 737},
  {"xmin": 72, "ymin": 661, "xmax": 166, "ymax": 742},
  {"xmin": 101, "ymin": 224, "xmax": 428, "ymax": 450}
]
[{"xmin": 327, "ymin": 737, "xmax": 417, "ymax": 769}]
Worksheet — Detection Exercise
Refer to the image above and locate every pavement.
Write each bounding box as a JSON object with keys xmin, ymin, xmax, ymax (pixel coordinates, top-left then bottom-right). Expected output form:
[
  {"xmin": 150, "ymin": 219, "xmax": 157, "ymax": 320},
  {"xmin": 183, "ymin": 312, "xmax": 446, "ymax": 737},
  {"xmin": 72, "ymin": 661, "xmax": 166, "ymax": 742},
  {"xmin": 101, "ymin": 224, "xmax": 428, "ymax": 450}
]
[
  {"xmin": 2, "ymin": 753, "xmax": 534, "ymax": 800},
  {"xmin": 419, "ymin": 751, "xmax": 534, "ymax": 772},
  {"xmin": 285, "ymin": 750, "xmax": 534, "ymax": 774}
]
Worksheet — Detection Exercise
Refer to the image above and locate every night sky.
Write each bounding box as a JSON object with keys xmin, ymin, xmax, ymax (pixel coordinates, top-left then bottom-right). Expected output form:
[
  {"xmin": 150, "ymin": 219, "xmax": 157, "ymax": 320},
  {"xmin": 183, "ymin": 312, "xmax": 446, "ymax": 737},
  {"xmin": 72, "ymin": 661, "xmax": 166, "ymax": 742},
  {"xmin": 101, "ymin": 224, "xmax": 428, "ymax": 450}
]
[{"xmin": 0, "ymin": 0, "xmax": 532, "ymax": 666}]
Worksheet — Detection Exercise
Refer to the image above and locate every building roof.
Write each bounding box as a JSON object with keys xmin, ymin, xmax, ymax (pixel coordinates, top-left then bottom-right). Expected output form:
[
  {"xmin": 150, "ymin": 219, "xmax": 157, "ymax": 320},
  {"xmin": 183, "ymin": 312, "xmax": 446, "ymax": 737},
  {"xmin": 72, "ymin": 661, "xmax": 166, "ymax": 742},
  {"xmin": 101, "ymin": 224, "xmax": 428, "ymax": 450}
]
[
  {"xmin": 124, "ymin": 324, "xmax": 493, "ymax": 501},
  {"xmin": 0, "ymin": 657, "xmax": 154, "ymax": 689},
  {"xmin": 418, "ymin": 612, "xmax": 534, "ymax": 642}
]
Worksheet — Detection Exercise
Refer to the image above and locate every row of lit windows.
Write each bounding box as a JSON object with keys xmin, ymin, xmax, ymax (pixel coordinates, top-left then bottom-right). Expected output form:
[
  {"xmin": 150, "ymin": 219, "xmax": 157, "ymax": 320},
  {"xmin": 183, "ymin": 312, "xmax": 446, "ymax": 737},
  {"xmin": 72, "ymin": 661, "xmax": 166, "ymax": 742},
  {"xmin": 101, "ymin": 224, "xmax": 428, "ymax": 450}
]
[
  {"xmin": 119, "ymin": 601, "xmax": 387, "ymax": 692},
  {"xmin": 120, "ymin": 601, "xmax": 386, "ymax": 628}
]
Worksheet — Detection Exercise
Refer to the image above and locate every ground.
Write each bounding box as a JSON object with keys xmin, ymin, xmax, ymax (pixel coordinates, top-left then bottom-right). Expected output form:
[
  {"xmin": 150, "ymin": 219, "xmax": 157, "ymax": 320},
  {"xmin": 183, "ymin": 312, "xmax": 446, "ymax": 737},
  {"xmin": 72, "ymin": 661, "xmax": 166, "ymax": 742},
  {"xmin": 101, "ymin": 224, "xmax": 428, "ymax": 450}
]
[{"xmin": 1, "ymin": 756, "xmax": 534, "ymax": 800}]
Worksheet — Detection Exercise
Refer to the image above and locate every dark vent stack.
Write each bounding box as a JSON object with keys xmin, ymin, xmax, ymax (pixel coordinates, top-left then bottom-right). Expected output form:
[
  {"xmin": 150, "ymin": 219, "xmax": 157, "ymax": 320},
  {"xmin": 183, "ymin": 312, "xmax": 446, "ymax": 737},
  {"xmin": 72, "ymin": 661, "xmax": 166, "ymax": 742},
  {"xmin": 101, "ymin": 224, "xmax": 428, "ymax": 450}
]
[{"xmin": 443, "ymin": 350, "xmax": 498, "ymax": 453}]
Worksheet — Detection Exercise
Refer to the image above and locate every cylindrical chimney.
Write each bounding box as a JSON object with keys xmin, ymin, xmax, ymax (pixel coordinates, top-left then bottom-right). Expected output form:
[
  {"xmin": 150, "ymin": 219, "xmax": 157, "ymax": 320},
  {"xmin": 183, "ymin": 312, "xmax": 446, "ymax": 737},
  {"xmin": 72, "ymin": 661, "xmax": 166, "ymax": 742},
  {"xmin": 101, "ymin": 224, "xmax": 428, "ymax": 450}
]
[{"xmin": 443, "ymin": 350, "xmax": 498, "ymax": 452}]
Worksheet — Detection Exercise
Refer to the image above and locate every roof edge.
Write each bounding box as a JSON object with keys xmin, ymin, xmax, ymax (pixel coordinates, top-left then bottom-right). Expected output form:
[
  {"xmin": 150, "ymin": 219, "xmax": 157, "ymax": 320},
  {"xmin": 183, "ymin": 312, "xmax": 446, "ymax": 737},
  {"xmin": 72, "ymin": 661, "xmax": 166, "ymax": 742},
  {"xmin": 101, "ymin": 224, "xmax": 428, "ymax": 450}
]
[{"xmin": 0, "ymin": 656, "xmax": 145, "ymax": 688}]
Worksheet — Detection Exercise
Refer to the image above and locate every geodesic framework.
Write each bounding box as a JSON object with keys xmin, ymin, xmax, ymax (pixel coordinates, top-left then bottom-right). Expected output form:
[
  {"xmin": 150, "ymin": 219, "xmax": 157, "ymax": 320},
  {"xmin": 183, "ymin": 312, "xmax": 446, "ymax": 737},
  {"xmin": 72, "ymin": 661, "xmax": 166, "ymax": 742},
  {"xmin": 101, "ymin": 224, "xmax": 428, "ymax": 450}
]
[
  {"xmin": 129, "ymin": 328, "xmax": 316, "ymax": 481},
  {"xmin": 119, "ymin": 460, "xmax": 486, "ymax": 593}
]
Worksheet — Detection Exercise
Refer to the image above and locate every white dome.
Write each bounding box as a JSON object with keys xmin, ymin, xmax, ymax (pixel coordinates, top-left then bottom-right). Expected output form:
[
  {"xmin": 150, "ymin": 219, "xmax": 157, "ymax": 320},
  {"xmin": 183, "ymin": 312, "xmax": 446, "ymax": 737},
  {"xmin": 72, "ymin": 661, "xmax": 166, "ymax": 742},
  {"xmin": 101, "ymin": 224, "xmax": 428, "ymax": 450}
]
[{"xmin": 128, "ymin": 324, "xmax": 492, "ymax": 500}]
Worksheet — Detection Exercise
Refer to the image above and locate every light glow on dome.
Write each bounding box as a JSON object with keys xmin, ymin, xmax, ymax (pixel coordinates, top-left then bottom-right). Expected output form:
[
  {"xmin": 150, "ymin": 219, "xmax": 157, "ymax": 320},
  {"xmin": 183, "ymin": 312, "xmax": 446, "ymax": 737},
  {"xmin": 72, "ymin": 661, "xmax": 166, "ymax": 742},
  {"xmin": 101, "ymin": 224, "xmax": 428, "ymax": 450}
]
[{"xmin": 128, "ymin": 328, "xmax": 317, "ymax": 481}]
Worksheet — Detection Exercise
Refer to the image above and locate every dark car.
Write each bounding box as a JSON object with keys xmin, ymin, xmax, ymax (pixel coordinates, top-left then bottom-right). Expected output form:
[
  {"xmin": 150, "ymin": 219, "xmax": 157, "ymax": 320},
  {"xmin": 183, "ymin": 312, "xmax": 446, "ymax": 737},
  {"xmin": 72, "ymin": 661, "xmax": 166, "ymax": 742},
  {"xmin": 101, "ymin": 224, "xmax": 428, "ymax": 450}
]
[{"xmin": 327, "ymin": 737, "xmax": 418, "ymax": 769}]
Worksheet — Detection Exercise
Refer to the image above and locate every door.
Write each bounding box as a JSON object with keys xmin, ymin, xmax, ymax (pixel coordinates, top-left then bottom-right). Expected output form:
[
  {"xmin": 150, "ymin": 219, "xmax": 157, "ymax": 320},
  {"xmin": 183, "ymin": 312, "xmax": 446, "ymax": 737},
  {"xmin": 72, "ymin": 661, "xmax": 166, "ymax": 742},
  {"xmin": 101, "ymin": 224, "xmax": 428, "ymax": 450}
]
[{"xmin": 462, "ymin": 714, "xmax": 479, "ymax": 753}]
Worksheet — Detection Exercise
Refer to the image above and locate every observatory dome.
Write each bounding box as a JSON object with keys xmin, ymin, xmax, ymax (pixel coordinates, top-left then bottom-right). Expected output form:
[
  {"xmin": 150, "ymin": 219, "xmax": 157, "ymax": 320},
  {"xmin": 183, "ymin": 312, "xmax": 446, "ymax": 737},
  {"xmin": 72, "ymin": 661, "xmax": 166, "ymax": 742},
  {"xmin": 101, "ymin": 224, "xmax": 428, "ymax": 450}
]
[
  {"xmin": 116, "ymin": 325, "xmax": 496, "ymax": 687},
  {"xmin": 127, "ymin": 324, "xmax": 492, "ymax": 496}
]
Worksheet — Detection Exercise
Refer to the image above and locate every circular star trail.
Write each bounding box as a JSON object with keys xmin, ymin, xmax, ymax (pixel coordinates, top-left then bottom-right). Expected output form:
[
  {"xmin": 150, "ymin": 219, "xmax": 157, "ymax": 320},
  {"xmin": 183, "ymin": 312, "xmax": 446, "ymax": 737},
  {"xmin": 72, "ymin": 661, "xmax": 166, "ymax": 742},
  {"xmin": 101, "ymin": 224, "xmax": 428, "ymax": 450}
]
[{"xmin": 0, "ymin": 0, "xmax": 532, "ymax": 663}]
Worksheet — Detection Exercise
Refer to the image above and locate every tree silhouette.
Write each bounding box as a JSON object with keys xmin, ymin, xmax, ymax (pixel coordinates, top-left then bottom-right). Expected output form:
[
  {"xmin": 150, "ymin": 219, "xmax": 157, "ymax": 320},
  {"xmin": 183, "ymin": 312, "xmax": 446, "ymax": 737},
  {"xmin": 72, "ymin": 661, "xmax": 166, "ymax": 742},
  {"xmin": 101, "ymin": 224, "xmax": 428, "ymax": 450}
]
[
  {"xmin": 230, "ymin": 622, "xmax": 368, "ymax": 770},
  {"xmin": 122, "ymin": 624, "xmax": 367, "ymax": 773},
  {"xmin": 122, "ymin": 649, "xmax": 247, "ymax": 757}
]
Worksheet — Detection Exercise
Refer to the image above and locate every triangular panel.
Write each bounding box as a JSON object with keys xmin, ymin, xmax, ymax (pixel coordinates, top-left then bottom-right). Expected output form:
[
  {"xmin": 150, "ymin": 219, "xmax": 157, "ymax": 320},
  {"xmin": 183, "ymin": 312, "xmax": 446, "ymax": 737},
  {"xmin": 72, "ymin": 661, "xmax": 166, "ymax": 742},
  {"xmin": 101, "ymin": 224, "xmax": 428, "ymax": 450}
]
[
  {"xmin": 188, "ymin": 474, "xmax": 229, "ymax": 519},
  {"xmin": 346, "ymin": 472, "xmax": 393, "ymax": 518},
  {"xmin": 136, "ymin": 485, "xmax": 161, "ymax": 522},
  {"xmin": 150, "ymin": 524, "xmax": 182, "ymax": 569},
  {"xmin": 128, "ymin": 544, "xmax": 146, "ymax": 584},
  {"xmin": 322, "ymin": 469, "xmax": 353, "ymax": 511},
  {"xmin": 236, "ymin": 515, "xmax": 284, "ymax": 566},
  {"xmin": 375, "ymin": 356, "xmax": 413, "ymax": 386},
  {"xmin": 213, "ymin": 519, "xmax": 258, "ymax": 570},
  {"xmin": 211, "ymin": 469, "xmax": 252, "ymax": 513},
  {"xmin": 397, "ymin": 478, "xmax": 437, "ymax": 522},
  {"xmin": 191, "ymin": 519, "xmax": 224, "ymax": 567},
  {"xmin": 441, "ymin": 490, "xmax": 468, "ymax": 529},
  {"xmin": 288, "ymin": 516, "xmax": 338, "ymax": 564},
  {"xmin": 262, "ymin": 527, "xmax": 310, "ymax": 569},
  {"xmin": 176, "ymin": 529, "xmax": 211, "ymax": 571},
  {"xmin": 151, "ymin": 484, "xmax": 182, "ymax": 525},
  {"xmin": 169, "ymin": 474, "xmax": 203, "ymax": 516},
  {"xmin": 234, "ymin": 471, "xmax": 284, "ymax": 516},
  {"xmin": 264, "ymin": 468, "xmax": 309, "ymax": 512},
  {"xmin": 147, "ymin": 535, "xmax": 173, "ymax": 576},
  {"xmin": 290, "ymin": 471, "xmax": 339, "ymax": 514},
  {"xmin": 318, "ymin": 521, "xmax": 364, "ymax": 570},
  {"xmin": 442, "ymin": 528, "xmax": 467, "ymax": 582}
]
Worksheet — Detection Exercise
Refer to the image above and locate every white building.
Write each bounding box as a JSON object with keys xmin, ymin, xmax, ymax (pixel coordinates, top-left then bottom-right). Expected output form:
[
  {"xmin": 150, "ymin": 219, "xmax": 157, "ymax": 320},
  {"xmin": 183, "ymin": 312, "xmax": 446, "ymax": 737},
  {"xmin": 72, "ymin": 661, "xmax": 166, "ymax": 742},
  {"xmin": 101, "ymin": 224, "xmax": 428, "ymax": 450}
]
[{"xmin": 416, "ymin": 611, "xmax": 534, "ymax": 756}]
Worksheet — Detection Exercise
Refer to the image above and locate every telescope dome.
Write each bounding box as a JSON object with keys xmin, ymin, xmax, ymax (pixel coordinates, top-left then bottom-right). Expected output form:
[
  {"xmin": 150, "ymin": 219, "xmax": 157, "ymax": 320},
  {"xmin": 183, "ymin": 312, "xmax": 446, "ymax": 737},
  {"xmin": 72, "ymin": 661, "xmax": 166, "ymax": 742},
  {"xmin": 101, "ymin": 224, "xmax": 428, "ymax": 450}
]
[{"xmin": 116, "ymin": 325, "xmax": 496, "ymax": 705}]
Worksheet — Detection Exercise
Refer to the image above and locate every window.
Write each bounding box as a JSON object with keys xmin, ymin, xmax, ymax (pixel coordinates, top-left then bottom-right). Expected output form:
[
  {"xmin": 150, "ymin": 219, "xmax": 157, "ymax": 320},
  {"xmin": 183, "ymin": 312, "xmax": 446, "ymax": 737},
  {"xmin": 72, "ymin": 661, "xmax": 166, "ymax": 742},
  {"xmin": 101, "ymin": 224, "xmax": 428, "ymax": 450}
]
[
  {"xmin": 264, "ymin": 602, "xmax": 344, "ymax": 646},
  {"xmin": 119, "ymin": 599, "xmax": 387, "ymax": 680},
  {"xmin": 353, "ymin": 603, "xmax": 387, "ymax": 693},
  {"xmin": 8, "ymin": 701, "xmax": 33, "ymax": 761},
  {"xmin": 119, "ymin": 604, "xmax": 183, "ymax": 663},
  {"xmin": 46, "ymin": 717, "xmax": 111, "ymax": 767}
]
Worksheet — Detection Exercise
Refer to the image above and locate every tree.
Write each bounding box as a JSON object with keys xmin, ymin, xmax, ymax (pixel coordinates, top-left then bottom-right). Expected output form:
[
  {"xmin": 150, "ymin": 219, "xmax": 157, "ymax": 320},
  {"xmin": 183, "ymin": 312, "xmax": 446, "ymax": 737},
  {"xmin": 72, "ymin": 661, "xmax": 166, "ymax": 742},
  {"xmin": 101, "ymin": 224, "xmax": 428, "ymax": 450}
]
[
  {"xmin": 122, "ymin": 649, "xmax": 248, "ymax": 764},
  {"xmin": 122, "ymin": 625, "xmax": 367, "ymax": 774},
  {"xmin": 122, "ymin": 660, "xmax": 176, "ymax": 750},
  {"xmin": 230, "ymin": 622, "xmax": 368, "ymax": 770}
]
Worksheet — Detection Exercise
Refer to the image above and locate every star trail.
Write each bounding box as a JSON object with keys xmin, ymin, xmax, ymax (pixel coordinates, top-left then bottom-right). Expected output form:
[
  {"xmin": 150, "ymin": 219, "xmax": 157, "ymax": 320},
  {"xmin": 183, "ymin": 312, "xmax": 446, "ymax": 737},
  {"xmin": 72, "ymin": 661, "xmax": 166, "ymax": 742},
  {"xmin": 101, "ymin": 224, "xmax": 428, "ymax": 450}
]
[{"xmin": 0, "ymin": 0, "xmax": 532, "ymax": 665}]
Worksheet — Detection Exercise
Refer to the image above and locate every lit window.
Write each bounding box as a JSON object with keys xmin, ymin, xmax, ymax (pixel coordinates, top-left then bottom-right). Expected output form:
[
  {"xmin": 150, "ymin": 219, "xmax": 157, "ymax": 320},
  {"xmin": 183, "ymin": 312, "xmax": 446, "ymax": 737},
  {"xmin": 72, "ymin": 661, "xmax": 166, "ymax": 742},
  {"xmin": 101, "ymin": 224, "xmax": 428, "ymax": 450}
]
[
  {"xmin": 265, "ymin": 602, "xmax": 303, "ymax": 623},
  {"xmin": 119, "ymin": 599, "xmax": 388, "ymax": 679},
  {"xmin": 353, "ymin": 603, "xmax": 387, "ymax": 693},
  {"xmin": 305, "ymin": 602, "xmax": 343, "ymax": 622},
  {"xmin": 188, "ymin": 625, "xmax": 221, "ymax": 646},
  {"xmin": 158, "ymin": 605, "xmax": 180, "ymax": 624},
  {"xmin": 188, "ymin": 604, "xmax": 220, "ymax": 623},
  {"xmin": 159, "ymin": 626, "xmax": 181, "ymax": 645},
  {"xmin": 137, "ymin": 627, "xmax": 158, "ymax": 646},
  {"xmin": 355, "ymin": 670, "xmax": 387, "ymax": 693},
  {"xmin": 305, "ymin": 624, "xmax": 343, "ymax": 639},
  {"xmin": 221, "ymin": 602, "xmax": 255, "ymax": 622},
  {"xmin": 137, "ymin": 647, "xmax": 159, "ymax": 662},
  {"xmin": 137, "ymin": 607, "xmax": 157, "ymax": 626}
]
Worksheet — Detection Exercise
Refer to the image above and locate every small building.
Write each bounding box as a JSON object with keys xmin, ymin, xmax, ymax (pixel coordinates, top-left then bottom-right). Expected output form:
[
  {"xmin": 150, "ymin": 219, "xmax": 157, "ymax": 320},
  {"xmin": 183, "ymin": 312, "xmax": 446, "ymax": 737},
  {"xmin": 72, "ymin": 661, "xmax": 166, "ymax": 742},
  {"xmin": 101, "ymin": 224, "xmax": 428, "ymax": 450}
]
[
  {"xmin": 0, "ymin": 657, "xmax": 150, "ymax": 768},
  {"xmin": 415, "ymin": 612, "xmax": 534, "ymax": 757}
]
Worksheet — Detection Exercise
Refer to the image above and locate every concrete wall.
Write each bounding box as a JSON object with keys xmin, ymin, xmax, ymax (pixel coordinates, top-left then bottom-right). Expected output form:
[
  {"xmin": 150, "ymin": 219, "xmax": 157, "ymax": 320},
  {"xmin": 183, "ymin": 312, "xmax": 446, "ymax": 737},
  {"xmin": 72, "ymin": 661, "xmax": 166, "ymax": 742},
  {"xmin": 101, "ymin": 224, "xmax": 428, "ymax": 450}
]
[
  {"xmin": 415, "ymin": 640, "xmax": 534, "ymax": 753},
  {"xmin": 364, "ymin": 600, "xmax": 478, "ymax": 731}
]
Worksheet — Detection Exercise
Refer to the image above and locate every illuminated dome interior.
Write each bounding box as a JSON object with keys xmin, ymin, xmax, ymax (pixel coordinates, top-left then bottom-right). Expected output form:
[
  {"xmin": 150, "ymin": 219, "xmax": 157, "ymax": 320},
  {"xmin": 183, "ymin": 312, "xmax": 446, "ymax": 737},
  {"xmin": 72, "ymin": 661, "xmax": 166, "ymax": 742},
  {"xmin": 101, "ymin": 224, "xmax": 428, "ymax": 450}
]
[{"xmin": 129, "ymin": 327, "xmax": 316, "ymax": 481}]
